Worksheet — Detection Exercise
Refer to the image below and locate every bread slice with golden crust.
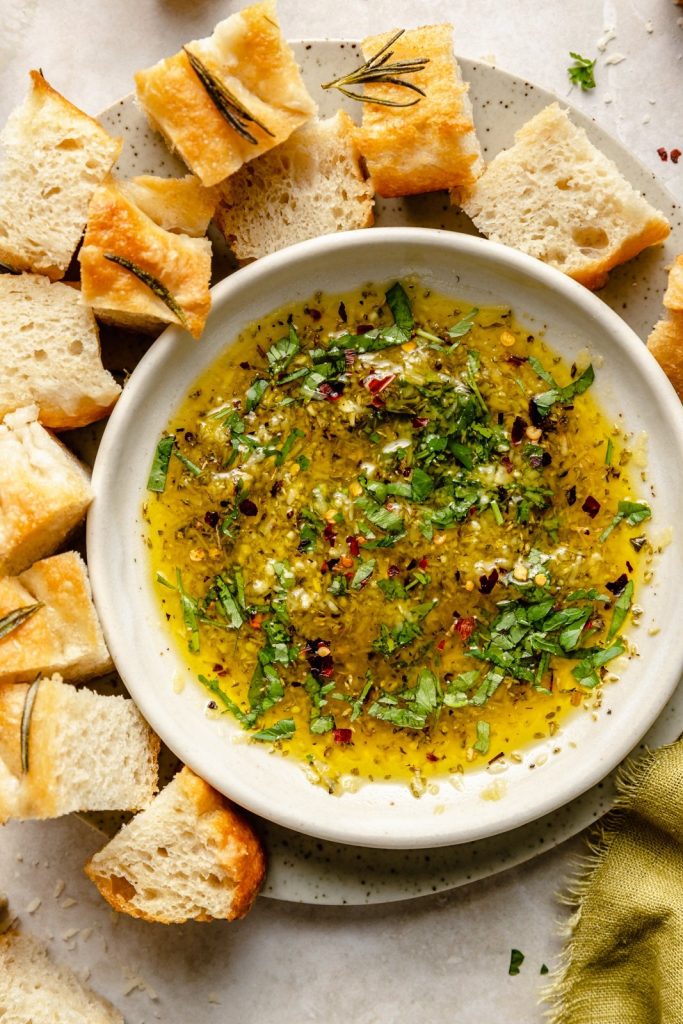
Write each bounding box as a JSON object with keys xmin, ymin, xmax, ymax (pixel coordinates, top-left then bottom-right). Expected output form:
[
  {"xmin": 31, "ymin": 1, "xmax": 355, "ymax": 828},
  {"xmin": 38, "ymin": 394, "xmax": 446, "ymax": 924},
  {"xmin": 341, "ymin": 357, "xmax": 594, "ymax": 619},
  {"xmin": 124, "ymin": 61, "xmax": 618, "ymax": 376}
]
[
  {"xmin": 120, "ymin": 174, "xmax": 217, "ymax": 236},
  {"xmin": 0, "ymin": 71, "xmax": 121, "ymax": 280},
  {"xmin": 79, "ymin": 177, "xmax": 213, "ymax": 339},
  {"xmin": 0, "ymin": 272, "xmax": 120, "ymax": 430},
  {"xmin": 135, "ymin": 0, "xmax": 317, "ymax": 187},
  {"xmin": 215, "ymin": 111, "xmax": 375, "ymax": 260},
  {"xmin": 0, "ymin": 552, "xmax": 112, "ymax": 685},
  {"xmin": 0, "ymin": 930, "xmax": 124, "ymax": 1024},
  {"xmin": 355, "ymin": 24, "xmax": 483, "ymax": 198},
  {"xmin": 0, "ymin": 674, "xmax": 159, "ymax": 822},
  {"xmin": 647, "ymin": 255, "xmax": 683, "ymax": 398},
  {"xmin": 460, "ymin": 103, "xmax": 670, "ymax": 289},
  {"xmin": 0, "ymin": 406, "xmax": 92, "ymax": 577},
  {"xmin": 85, "ymin": 767, "xmax": 265, "ymax": 923}
]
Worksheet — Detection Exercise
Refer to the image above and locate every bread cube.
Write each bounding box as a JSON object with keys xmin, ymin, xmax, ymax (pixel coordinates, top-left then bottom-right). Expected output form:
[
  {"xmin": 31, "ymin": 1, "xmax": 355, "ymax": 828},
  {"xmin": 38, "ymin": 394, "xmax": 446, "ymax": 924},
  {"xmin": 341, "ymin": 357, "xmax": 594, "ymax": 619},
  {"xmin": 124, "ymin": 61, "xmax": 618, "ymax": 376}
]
[{"xmin": 648, "ymin": 254, "xmax": 683, "ymax": 398}]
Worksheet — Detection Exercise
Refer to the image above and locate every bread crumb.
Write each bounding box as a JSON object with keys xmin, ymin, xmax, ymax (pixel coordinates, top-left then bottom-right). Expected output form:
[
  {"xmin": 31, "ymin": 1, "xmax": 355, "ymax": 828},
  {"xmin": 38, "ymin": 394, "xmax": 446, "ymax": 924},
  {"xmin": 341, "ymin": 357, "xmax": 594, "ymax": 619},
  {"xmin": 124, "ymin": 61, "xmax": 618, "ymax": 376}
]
[
  {"xmin": 645, "ymin": 20, "xmax": 653, "ymax": 32},
  {"xmin": 53, "ymin": 879, "xmax": 66, "ymax": 898},
  {"xmin": 61, "ymin": 897, "xmax": 77, "ymax": 909},
  {"xmin": 25, "ymin": 898, "xmax": 41, "ymax": 914},
  {"xmin": 597, "ymin": 27, "xmax": 617, "ymax": 52},
  {"xmin": 62, "ymin": 927, "xmax": 79, "ymax": 940},
  {"xmin": 642, "ymin": 115, "xmax": 651, "ymax": 125},
  {"xmin": 80, "ymin": 927, "xmax": 93, "ymax": 942},
  {"xmin": 207, "ymin": 992, "xmax": 222, "ymax": 1004},
  {"xmin": 604, "ymin": 53, "xmax": 626, "ymax": 66},
  {"xmin": 603, "ymin": 94, "xmax": 614, "ymax": 104}
]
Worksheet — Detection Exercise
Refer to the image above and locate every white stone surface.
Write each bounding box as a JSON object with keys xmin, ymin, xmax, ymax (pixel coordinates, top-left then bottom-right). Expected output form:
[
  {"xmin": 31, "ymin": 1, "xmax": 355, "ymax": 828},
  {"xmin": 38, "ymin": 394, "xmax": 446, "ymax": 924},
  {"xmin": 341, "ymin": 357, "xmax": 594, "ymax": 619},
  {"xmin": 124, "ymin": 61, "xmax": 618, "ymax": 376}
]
[{"xmin": 0, "ymin": 1, "xmax": 681, "ymax": 1020}]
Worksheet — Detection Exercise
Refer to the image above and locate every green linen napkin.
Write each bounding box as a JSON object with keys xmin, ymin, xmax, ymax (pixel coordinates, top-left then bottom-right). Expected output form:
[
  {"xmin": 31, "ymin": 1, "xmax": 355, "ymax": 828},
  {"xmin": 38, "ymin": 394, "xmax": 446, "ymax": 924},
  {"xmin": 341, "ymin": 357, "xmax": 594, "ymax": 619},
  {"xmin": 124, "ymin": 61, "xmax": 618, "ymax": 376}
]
[{"xmin": 545, "ymin": 741, "xmax": 683, "ymax": 1023}]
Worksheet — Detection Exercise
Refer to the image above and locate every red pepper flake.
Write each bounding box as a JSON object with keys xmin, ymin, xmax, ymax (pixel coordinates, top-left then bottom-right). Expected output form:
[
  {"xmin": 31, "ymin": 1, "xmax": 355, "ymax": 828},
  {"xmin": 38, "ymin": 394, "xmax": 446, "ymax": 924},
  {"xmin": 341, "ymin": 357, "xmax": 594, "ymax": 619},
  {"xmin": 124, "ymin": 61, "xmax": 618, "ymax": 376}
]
[
  {"xmin": 419, "ymin": 556, "xmax": 429, "ymax": 569},
  {"xmin": 412, "ymin": 415, "xmax": 429, "ymax": 429},
  {"xmin": 319, "ymin": 381, "xmax": 343, "ymax": 401},
  {"xmin": 387, "ymin": 564, "xmax": 400, "ymax": 578},
  {"xmin": 582, "ymin": 495, "xmax": 601, "ymax": 518},
  {"xmin": 249, "ymin": 614, "xmax": 264, "ymax": 630},
  {"xmin": 479, "ymin": 569, "xmax": 499, "ymax": 595},
  {"xmin": 658, "ymin": 147, "xmax": 669, "ymax": 162},
  {"xmin": 672, "ymin": 149, "xmax": 681, "ymax": 164},
  {"xmin": 204, "ymin": 510, "xmax": 219, "ymax": 528},
  {"xmin": 454, "ymin": 616, "xmax": 476, "ymax": 641},
  {"xmin": 239, "ymin": 497, "xmax": 258, "ymax": 517},
  {"xmin": 511, "ymin": 416, "xmax": 527, "ymax": 445},
  {"xmin": 334, "ymin": 728, "xmax": 353, "ymax": 744},
  {"xmin": 304, "ymin": 637, "xmax": 334, "ymax": 679},
  {"xmin": 320, "ymin": 560, "xmax": 329, "ymax": 574},
  {"xmin": 426, "ymin": 751, "xmax": 438, "ymax": 763},
  {"xmin": 347, "ymin": 535, "xmax": 360, "ymax": 557},
  {"xmin": 323, "ymin": 522, "xmax": 337, "ymax": 546},
  {"xmin": 436, "ymin": 637, "xmax": 447, "ymax": 652},
  {"xmin": 366, "ymin": 374, "xmax": 396, "ymax": 394},
  {"xmin": 501, "ymin": 455, "xmax": 513, "ymax": 473},
  {"xmin": 606, "ymin": 572, "xmax": 628, "ymax": 596},
  {"xmin": 371, "ymin": 395, "xmax": 386, "ymax": 409},
  {"xmin": 505, "ymin": 354, "xmax": 528, "ymax": 366}
]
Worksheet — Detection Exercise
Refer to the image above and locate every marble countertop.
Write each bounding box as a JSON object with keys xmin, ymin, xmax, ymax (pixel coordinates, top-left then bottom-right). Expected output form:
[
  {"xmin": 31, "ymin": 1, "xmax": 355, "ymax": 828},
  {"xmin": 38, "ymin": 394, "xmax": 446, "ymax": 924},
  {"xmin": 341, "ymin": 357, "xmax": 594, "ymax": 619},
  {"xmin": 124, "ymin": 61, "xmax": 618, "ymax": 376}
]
[{"xmin": 0, "ymin": 2, "xmax": 681, "ymax": 1021}]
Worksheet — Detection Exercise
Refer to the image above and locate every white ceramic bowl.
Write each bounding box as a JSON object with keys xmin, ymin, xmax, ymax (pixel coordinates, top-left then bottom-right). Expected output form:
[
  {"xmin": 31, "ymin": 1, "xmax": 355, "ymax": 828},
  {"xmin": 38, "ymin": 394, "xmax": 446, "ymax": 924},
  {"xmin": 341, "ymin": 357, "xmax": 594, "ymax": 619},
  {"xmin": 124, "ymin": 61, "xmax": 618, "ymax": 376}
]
[{"xmin": 88, "ymin": 228, "xmax": 683, "ymax": 849}]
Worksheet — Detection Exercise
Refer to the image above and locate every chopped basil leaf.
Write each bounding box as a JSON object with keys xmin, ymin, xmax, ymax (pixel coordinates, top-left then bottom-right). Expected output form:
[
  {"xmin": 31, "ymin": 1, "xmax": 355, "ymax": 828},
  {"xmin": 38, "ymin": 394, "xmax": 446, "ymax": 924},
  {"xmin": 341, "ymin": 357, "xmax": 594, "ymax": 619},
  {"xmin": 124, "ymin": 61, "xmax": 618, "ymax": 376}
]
[
  {"xmin": 176, "ymin": 568, "xmax": 200, "ymax": 653},
  {"xmin": 267, "ymin": 324, "xmax": 300, "ymax": 375},
  {"xmin": 351, "ymin": 558, "xmax": 376, "ymax": 590},
  {"xmin": 245, "ymin": 378, "xmax": 269, "ymax": 412},
  {"xmin": 447, "ymin": 307, "xmax": 479, "ymax": 340},
  {"xmin": 385, "ymin": 281, "xmax": 413, "ymax": 337},
  {"xmin": 252, "ymin": 718, "xmax": 296, "ymax": 742},
  {"xmin": 529, "ymin": 361, "xmax": 594, "ymax": 418},
  {"xmin": 607, "ymin": 579, "xmax": 633, "ymax": 641},
  {"xmin": 147, "ymin": 435, "xmax": 175, "ymax": 492},
  {"xmin": 473, "ymin": 720, "xmax": 491, "ymax": 754},
  {"xmin": 599, "ymin": 500, "xmax": 652, "ymax": 543}
]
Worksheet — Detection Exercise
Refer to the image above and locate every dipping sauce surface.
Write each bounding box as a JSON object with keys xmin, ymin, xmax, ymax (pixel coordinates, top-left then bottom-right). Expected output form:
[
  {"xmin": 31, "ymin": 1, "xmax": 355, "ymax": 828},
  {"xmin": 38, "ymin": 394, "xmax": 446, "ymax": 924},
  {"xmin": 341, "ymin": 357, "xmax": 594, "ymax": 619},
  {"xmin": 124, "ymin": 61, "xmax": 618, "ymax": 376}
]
[{"xmin": 145, "ymin": 280, "xmax": 651, "ymax": 791}]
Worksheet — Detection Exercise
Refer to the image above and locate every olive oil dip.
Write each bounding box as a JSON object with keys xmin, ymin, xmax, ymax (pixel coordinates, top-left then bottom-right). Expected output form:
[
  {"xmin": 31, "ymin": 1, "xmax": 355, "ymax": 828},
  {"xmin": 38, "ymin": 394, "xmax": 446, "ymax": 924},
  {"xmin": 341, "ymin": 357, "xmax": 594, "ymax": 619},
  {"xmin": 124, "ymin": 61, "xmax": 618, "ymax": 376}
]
[{"xmin": 144, "ymin": 280, "xmax": 653, "ymax": 793}]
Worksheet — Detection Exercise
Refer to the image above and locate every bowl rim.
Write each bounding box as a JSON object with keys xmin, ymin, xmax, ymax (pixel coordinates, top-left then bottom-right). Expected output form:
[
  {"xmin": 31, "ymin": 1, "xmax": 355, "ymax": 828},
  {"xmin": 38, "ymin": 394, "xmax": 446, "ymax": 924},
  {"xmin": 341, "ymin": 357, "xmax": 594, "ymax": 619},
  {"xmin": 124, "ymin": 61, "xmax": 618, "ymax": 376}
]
[{"xmin": 87, "ymin": 226, "xmax": 683, "ymax": 848}]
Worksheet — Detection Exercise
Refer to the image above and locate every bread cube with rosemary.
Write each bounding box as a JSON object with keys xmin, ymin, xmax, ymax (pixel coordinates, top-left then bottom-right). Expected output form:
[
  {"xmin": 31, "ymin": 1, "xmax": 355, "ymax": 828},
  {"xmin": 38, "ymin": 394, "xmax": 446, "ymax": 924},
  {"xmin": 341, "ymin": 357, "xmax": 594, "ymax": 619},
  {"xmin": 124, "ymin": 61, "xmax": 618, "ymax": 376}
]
[
  {"xmin": 0, "ymin": 272, "xmax": 120, "ymax": 430},
  {"xmin": 352, "ymin": 24, "xmax": 483, "ymax": 198},
  {"xmin": 0, "ymin": 71, "xmax": 121, "ymax": 279},
  {"xmin": 215, "ymin": 111, "xmax": 375, "ymax": 260},
  {"xmin": 0, "ymin": 674, "xmax": 159, "ymax": 822},
  {"xmin": 79, "ymin": 176, "xmax": 214, "ymax": 339},
  {"xmin": 0, "ymin": 930, "xmax": 124, "ymax": 1024},
  {"xmin": 135, "ymin": 0, "xmax": 317, "ymax": 187},
  {"xmin": 648, "ymin": 254, "xmax": 683, "ymax": 398},
  {"xmin": 0, "ymin": 406, "xmax": 92, "ymax": 577},
  {"xmin": 85, "ymin": 767, "xmax": 265, "ymax": 923},
  {"xmin": 461, "ymin": 103, "xmax": 670, "ymax": 289},
  {"xmin": 0, "ymin": 552, "xmax": 112, "ymax": 685}
]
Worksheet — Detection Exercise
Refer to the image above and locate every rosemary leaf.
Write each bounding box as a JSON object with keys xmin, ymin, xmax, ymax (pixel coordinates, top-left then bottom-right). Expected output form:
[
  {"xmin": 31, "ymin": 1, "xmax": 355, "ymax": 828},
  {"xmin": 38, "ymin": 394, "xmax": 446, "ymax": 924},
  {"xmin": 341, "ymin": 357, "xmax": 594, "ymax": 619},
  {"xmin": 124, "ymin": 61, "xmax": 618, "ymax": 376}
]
[
  {"xmin": 0, "ymin": 602, "xmax": 43, "ymax": 641},
  {"xmin": 183, "ymin": 47, "xmax": 274, "ymax": 143},
  {"xmin": 20, "ymin": 676, "xmax": 41, "ymax": 774},
  {"xmin": 322, "ymin": 29, "xmax": 429, "ymax": 108},
  {"xmin": 104, "ymin": 254, "xmax": 189, "ymax": 331}
]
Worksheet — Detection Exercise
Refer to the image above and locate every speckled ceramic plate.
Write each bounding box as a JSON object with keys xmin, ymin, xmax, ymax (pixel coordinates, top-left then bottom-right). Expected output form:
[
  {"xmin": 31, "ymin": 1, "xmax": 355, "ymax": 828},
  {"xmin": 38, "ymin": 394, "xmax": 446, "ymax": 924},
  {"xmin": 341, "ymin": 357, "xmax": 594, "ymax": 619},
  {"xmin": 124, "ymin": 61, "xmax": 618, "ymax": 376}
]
[{"xmin": 77, "ymin": 41, "xmax": 683, "ymax": 904}]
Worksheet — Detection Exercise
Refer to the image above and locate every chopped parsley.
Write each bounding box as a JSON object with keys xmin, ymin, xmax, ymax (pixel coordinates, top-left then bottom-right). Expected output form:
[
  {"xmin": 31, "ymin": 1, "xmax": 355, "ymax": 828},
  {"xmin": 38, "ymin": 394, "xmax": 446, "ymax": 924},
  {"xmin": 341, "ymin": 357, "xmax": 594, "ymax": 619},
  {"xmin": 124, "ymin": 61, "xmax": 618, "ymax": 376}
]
[{"xmin": 568, "ymin": 52, "xmax": 597, "ymax": 91}]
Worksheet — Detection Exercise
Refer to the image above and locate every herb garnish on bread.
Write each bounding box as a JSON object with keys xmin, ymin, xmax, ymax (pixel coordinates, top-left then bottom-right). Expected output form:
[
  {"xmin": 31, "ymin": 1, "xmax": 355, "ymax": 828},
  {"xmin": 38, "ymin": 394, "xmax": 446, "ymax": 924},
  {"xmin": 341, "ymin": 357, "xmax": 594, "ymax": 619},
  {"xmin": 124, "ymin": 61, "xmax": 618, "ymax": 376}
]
[
  {"xmin": 0, "ymin": 552, "xmax": 112, "ymax": 685},
  {"xmin": 0, "ymin": 71, "xmax": 121, "ymax": 280},
  {"xmin": 648, "ymin": 254, "xmax": 683, "ymax": 398},
  {"xmin": 355, "ymin": 24, "xmax": 483, "ymax": 198},
  {"xmin": 0, "ymin": 406, "xmax": 92, "ymax": 576},
  {"xmin": 0, "ymin": 272, "xmax": 120, "ymax": 429},
  {"xmin": 135, "ymin": 1, "xmax": 317, "ymax": 187},
  {"xmin": 0, "ymin": 674, "xmax": 159, "ymax": 821},
  {"xmin": 216, "ymin": 112, "xmax": 374, "ymax": 260},
  {"xmin": 85, "ymin": 767, "xmax": 265, "ymax": 923},
  {"xmin": 79, "ymin": 176, "xmax": 213, "ymax": 339},
  {"xmin": 461, "ymin": 103, "xmax": 671, "ymax": 289}
]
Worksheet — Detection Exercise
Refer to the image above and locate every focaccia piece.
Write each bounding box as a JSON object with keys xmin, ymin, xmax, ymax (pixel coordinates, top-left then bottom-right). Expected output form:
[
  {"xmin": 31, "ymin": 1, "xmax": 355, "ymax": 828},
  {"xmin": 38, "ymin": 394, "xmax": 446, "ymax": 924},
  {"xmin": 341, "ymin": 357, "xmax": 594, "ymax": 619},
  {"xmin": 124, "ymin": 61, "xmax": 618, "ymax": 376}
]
[
  {"xmin": 461, "ymin": 103, "xmax": 670, "ymax": 289},
  {"xmin": 0, "ymin": 272, "xmax": 120, "ymax": 430},
  {"xmin": 0, "ymin": 406, "xmax": 92, "ymax": 577},
  {"xmin": 355, "ymin": 23, "xmax": 483, "ymax": 198},
  {"xmin": 85, "ymin": 767, "xmax": 265, "ymax": 923},
  {"xmin": 120, "ymin": 174, "xmax": 217, "ymax": 236},
  {"xmin": 134, "ymin": 0, "xmax": 317, "ymax": 187},
  {"xmin": 79, "ymin": 177, "xmax": 213, "ymax": 339},
  {"xmin": 0, "ymin": 674, "xmax": 159, "ymax": 822},
  {"xmin": 0, "ymin": 71, "xmax": 121, "ymax": 279},
  {"xmin": 216, "ymin": 111, "xmax": 375, "ymax": 260},
  {"xmin": 0, "ymin": 930, "xmax": 123, "ymax": 1024},
  {"xmin": 647, "ymin": 255, "xmax": 683, "ymax": 399},
  {"xmin": 0, "ymin": 552, "xmax": 112, "ymax": 685}
]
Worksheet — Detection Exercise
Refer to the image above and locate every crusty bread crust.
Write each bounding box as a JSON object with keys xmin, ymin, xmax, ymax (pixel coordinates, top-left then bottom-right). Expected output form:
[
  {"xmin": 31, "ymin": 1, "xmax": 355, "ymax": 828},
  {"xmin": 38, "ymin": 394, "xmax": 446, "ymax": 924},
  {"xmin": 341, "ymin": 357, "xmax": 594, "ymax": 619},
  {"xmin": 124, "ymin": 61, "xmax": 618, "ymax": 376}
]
[
  {"xmin": 121, "ymin": 175, "xmax": 218, "ymax": 237},
  {"xmin": 663, "ymin": 254, "xmax": 683, "ymax": 311},
  {"xmin": 85, "ymin": 767, "xmax": 265, "ymax": 923},
  {"xmin": 0, "ymin": 552, "xmax": 112, "ymax": 685},
  {"xmin": 134, "ymin": 1, "xmax": 316, "ymax": 187},
  {"xmin": 0, "ymin": 71, "xmax": 121, "ymax": 280},
  {"xmin": 356, "ymin": 24, "xmax": 483, "ymax": 198},
  {"xmin": 79, "ymin": 177, "xmax": 212, "ymax": 339},
  {"xmin": 647, "ymin": 316, "xmax": 683, "ymax": 398}
]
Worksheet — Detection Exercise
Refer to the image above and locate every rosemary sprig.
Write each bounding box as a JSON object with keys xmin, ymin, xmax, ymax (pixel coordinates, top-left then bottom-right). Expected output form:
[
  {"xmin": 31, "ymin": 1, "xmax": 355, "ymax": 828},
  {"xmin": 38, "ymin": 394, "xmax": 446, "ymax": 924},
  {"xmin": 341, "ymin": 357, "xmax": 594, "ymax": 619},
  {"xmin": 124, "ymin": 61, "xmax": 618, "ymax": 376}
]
[
  {"xmin": 103, "ymin": 254, "xmax": 189, "ymax": 331},
  {"xmin": 322, "ymin": 29, "xmax": 429, "ymax": 108},
  {"xmin": 0, "ymin": 603, "xmax": 43, "ymax": 641},
  {"xmin": 183, "ymin": 47, "xmax": 274, "ymax": 144},
  {"xmin": 20, "ymin": 676, "xmax": 41, "ymax": 774}
]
